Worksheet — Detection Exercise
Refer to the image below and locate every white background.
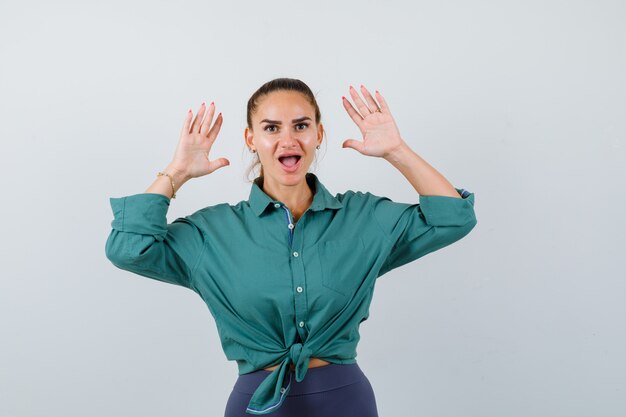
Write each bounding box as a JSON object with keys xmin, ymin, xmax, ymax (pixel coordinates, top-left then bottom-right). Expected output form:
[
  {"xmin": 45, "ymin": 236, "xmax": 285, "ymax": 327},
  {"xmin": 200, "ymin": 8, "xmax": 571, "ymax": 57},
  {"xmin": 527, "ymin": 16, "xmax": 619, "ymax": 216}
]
[{"xmin": 1, "ymin": 0, "xmax": 624, "ymax": 416}]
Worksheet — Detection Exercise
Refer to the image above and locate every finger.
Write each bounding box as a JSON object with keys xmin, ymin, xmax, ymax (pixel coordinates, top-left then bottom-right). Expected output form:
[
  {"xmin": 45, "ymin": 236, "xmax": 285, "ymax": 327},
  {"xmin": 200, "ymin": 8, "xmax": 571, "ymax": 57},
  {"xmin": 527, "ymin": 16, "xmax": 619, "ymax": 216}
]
[
  {"xmin": 341, "ymin": 138, "xmax": 365, "ymax": 153},
  {"xmin": 375, "ymin": 90, "xmax": 390, "ymax": 114},
  {"xmin": 360, "ymin": 85, "xmax": 380, "ymax": 112},
  {"xmin": 200, "ymin": 101, "xmax": 216, "ymax": 137},
  {"xmin": 342, "ymin": 96, "xmax": 365, "ymax": 131},
  {"xmin": 190, "ymin": 102, "xmax": 206, "ymax": 133},
  {"xmin": 206, "ymin": 112, "xmax": 223, "ymax": 144},
  {"xmin": 348, "ymin": 85, "xmax": 372, "ymax": 117},
  {"xmin": 181, "ymin": 108, "xmax": 193, "ymax": 138},
  {"xmin": 209, "ymin": 157, "xmax": 230, "ymax": 173}
]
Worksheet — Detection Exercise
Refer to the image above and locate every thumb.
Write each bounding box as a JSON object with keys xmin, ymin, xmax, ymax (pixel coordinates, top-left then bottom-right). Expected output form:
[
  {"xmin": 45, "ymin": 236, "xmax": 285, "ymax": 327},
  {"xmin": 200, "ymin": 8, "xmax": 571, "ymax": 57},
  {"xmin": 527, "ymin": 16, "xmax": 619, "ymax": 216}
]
[
  {"xmin": 342, "ymin": 139, "xmax": 364, "ymax": 153},
  {"xmin": 210, "ymin": 157, "xmax": 230, "ymax": 172}
]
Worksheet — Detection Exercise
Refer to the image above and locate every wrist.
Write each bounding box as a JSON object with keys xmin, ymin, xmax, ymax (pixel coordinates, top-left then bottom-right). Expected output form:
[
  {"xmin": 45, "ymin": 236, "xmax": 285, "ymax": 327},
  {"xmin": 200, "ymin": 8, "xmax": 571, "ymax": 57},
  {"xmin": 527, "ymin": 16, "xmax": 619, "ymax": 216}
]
[
  {"xmin": 165, "ymin": 164, "xmax": 192, "ymax": 184},
  {"xmin": 383, "ymin": 140, "xmax": 412, "ymax": 164}
]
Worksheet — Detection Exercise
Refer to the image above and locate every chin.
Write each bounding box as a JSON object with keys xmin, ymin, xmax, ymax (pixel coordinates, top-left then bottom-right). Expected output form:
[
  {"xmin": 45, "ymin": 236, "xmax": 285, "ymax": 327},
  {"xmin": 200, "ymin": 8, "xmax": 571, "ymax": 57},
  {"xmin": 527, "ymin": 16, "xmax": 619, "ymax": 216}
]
[{"xmin": 268, "ymin": 168, "xmax": 308, "ymax": 186}]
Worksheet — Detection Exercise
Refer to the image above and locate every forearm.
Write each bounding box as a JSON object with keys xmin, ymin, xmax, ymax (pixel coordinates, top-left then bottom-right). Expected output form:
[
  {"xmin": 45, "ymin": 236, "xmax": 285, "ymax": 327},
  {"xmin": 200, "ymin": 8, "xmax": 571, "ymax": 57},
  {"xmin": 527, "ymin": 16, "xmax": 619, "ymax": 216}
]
[
  {"xmin": 383, "ymin": 141, "xmax": 461, "ymax": 198},
  {"xmin": 145, "ymin": 164, "xmax": 192, "ymax": 199}
]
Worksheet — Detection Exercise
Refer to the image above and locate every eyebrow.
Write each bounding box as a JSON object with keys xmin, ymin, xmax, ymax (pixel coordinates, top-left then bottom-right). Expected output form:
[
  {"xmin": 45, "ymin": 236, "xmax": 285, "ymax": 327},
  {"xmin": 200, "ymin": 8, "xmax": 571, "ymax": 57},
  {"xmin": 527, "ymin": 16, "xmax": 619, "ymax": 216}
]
[{"xmin": 260, "ymin": 116, "xmax": 312, "ymax": 124}]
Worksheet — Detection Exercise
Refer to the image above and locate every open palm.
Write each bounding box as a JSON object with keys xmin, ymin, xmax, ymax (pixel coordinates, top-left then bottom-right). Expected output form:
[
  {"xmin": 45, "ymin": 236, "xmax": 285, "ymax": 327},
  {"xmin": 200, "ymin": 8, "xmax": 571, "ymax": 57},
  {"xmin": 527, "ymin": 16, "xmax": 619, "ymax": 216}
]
[
  {"xmin": 341, "ymin": 85, "xmax": 405, "ymax": 158},
  {"xmin": 170, "ymin": 102, "xmax": 230, "ymax": 179}
]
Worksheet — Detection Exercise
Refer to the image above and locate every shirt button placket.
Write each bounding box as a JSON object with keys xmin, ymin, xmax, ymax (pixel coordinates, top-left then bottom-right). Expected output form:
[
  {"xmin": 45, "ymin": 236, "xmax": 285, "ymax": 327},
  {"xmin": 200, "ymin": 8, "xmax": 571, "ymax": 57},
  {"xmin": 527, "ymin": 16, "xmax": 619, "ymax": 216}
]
[{"xmin": 281, "ymin": 204, "xmax": 308, "ymax": 340}]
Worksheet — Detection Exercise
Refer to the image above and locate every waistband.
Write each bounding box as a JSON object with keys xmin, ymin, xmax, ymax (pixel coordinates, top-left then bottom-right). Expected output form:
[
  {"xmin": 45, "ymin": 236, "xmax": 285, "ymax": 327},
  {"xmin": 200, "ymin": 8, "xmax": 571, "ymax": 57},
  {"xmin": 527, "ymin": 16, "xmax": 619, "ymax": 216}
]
[{"xmin": 233, "ymin": 363, "xmax": 366, "ymax": 396}]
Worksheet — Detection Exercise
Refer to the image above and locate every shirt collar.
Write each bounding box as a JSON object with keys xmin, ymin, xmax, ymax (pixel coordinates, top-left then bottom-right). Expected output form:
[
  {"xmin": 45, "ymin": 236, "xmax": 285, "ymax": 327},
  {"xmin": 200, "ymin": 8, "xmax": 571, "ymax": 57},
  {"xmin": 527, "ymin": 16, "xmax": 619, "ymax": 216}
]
[{"xmin": 248, "ymin": 172, "xmax": 343, "ymax": 217}]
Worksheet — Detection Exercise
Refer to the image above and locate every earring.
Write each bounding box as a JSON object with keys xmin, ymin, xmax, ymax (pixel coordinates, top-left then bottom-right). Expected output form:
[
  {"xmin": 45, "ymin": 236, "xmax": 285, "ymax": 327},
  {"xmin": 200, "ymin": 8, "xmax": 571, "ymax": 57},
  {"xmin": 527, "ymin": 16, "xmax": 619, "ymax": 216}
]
[{"xmin": 316, "ymin": 145, "xmax": 320, "ymax": 150}]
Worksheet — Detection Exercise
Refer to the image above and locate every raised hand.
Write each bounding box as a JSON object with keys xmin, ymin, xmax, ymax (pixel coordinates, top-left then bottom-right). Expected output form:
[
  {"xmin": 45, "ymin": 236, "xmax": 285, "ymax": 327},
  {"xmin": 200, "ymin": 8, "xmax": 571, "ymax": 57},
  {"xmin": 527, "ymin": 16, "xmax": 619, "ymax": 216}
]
[
  {"xmin": 169, "ymin": 102, "xmax": 230, "ymax": 180},
  {"xmin": 341, "ymin": 85, "xmax": 406, "ymax": 159}
]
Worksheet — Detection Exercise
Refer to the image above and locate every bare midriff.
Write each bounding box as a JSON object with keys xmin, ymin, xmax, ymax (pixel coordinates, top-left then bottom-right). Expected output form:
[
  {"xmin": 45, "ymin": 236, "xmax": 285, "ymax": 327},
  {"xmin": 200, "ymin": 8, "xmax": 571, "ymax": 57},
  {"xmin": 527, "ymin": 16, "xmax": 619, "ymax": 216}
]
[{"xmin": 263, "ymin": 357, "xmax": 331, "ymax": 371}]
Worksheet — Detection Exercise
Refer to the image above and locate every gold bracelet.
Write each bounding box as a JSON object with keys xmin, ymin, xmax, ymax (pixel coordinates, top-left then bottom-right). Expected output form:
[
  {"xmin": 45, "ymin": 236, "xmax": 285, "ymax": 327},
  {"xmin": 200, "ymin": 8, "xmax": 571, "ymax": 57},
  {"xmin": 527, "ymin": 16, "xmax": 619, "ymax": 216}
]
[{"xmin": 157, "ymin": 171, "xmax": 176, "ymax": 199}]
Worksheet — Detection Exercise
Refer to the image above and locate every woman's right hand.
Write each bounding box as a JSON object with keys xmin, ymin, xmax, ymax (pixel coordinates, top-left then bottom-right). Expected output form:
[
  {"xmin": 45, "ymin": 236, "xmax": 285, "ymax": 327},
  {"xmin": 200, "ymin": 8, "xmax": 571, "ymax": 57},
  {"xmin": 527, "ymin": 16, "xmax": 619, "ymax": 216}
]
[{"xmin": 168, "ymin": 102, "xmax": 230, "ymax": 180}]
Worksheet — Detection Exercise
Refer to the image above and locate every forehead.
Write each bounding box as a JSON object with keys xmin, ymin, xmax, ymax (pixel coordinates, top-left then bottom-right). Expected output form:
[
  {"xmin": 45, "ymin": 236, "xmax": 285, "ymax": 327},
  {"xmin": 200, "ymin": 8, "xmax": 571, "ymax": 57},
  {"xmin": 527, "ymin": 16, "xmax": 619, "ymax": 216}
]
[{"xmin": 254, "ymin": 90, "xmax": 314, "ymax": 121}]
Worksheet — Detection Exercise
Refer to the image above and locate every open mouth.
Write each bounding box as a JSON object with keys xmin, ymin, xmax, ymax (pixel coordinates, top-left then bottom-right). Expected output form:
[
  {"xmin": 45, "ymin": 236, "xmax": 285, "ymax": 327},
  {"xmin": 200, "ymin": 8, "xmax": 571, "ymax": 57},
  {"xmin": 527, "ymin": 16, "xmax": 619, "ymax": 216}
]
[{"xmin": 278, "ymin": 155, "xmax": 302, "ymax": 171}]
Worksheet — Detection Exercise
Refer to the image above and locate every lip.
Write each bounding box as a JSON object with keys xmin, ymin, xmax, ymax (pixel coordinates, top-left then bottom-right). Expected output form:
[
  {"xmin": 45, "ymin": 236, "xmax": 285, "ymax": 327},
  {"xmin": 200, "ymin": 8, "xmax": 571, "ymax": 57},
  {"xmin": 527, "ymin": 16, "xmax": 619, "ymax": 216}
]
[
  {"xmin": 277, "ymin": 152, "xmax": 303, "ymax": 158},
  {"xmin": 277, "ymin": 155, "xmax": 302, "ymax": 173}
]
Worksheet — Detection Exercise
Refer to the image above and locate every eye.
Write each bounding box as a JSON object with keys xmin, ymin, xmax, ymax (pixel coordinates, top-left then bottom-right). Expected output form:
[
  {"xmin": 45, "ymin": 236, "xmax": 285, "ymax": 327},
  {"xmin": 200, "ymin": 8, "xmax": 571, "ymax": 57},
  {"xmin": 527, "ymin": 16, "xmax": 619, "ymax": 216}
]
[
  {"xmin": 263, "ymin": 124, "xmax": 277, "ymax": 132},
  {"xmin": 296, "ymin": 123, "xmax": 309, "ymax": 130}
]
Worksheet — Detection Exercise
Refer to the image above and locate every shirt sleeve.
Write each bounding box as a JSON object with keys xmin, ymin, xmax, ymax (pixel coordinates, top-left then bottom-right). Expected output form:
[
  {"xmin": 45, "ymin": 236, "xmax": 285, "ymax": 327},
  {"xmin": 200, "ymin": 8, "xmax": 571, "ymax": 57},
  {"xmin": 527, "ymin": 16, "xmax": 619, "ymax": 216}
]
[
  {"xmin": 371, "ymin": 187, "xmax": 477, "ymax": 278},
  {"xmin": 104, "ymin": 193, "xmax": 206, "ymax": 289}
]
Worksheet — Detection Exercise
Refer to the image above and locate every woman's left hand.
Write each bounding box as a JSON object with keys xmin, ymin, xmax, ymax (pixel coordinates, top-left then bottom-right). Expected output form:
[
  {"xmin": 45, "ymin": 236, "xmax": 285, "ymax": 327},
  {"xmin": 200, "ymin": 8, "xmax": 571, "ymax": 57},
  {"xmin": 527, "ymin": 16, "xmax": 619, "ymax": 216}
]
[{"xmin": 341, "ymin": 85, "xmax": 406, "ymax": 159}]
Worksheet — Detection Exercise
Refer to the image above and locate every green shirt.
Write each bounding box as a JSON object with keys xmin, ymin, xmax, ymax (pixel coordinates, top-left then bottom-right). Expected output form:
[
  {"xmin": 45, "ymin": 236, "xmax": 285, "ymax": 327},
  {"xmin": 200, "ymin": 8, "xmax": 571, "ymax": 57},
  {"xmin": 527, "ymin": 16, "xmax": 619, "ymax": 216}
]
[{"xmin": 105, "ymin": 172, "xmax": 477, "ymax": 415}]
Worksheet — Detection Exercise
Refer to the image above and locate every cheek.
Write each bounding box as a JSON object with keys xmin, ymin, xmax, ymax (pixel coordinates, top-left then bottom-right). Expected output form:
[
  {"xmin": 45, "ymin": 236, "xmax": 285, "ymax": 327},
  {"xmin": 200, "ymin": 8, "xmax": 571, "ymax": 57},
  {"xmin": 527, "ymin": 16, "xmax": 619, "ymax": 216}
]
[
  {"xmin": 257, "ymin": 148, "xmax": 277, "ymax": 166},
  {"xmin": 256, "ymin": 140, "xmax": 274, "ymax": 153}
]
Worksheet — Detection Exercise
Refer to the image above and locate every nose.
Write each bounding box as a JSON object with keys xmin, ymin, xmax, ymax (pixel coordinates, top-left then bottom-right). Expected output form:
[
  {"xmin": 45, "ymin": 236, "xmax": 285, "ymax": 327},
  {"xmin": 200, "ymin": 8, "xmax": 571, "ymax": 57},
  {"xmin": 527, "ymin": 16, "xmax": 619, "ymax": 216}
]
[{"xmin": 278, "ymin": 131, "xmax": 299, "ymax": 148}]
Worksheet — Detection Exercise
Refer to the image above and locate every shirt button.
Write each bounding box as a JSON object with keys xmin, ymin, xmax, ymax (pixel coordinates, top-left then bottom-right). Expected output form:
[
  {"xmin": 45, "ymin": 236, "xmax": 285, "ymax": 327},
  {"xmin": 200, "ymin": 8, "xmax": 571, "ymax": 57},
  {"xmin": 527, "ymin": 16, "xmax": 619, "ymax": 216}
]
[
  {"xmin": 280, "ymin": 387, "xmax": 286, "ymax": 394},
  {"xmin": 296, "ymin": 286, "xmax": 303, "ymax": 293},
  {"xmin": 274, "ymin": 203, "xmax": 281, "ymax": 208},
  {"xmin": 288, "ymin": 223, "xmax": 294, "ymax": 229},
  {"xmin": 299, "ymin": 321, "xmax": 305, "ymax": 327},
  {"xmin": 293, "ymin": 251, "xmax": 299, "ymax": 257}
]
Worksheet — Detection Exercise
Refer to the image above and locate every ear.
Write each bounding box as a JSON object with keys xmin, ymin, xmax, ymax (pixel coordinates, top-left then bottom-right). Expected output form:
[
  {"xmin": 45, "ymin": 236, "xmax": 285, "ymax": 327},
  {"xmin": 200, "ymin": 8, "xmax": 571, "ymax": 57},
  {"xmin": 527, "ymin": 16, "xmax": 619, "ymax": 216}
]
[
  {"xmin": 317, "ymin": 123, "xmax": 324, "ymax": 147},
  {"xmin": 244, "ymin": 127, "xmax": 254, "ymax": 149}
]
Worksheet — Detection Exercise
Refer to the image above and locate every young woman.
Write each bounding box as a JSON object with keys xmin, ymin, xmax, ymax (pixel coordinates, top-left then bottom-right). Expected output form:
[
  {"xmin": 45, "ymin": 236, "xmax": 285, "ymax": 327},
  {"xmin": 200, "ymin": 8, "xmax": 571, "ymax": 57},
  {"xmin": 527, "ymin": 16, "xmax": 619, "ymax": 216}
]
[{"xmin": 105, "ymin": 78, "xmax": 477, "ymax": 416}]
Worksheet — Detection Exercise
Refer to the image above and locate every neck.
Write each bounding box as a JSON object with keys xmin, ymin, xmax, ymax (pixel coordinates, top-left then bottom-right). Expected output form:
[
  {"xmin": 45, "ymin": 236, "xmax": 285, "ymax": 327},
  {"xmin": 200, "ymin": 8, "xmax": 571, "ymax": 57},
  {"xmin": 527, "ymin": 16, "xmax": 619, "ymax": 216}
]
[{"xmin": 261, "ymin": 175, "xmax": 314, "ymax": 222}]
